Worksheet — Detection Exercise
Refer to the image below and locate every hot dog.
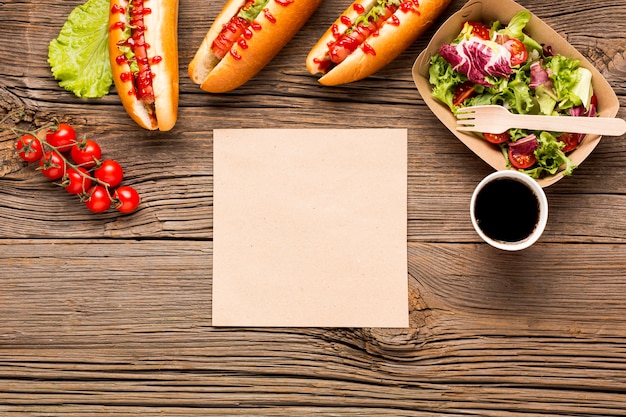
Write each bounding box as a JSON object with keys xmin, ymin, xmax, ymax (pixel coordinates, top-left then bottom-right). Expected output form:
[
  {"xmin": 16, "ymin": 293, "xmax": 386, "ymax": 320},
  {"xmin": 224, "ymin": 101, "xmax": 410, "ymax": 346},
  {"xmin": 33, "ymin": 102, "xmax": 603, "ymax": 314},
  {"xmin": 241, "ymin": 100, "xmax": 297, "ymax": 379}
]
[
  {"xmin": 189, "ymin": 0, "xmax": 322, "ymax": 93},
  {"xmin": 108, "ymin": 0, "xmax": 179, "ymax": 131},
  {"xmin": 306, "ymin": 0, "xmax": 451, "ymax": 86}
]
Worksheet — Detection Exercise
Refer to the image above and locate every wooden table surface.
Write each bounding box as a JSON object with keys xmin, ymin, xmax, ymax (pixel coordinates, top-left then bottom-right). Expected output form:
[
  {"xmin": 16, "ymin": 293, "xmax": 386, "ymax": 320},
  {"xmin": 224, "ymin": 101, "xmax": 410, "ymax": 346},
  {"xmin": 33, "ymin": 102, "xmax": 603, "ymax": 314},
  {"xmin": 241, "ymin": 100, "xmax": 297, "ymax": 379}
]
[{"xmin": 2, "ymin": 0, "xmax": 626, "ymax": 415}]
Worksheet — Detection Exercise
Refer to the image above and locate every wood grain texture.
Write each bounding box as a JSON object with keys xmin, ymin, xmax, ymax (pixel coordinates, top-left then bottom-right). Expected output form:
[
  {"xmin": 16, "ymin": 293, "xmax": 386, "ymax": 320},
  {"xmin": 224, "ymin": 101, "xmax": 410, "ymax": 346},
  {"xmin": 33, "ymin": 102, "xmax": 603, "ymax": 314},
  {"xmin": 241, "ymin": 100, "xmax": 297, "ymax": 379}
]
[{"xmin": 2, "ymin": 0, "xmax": 626, "ymax": 415}]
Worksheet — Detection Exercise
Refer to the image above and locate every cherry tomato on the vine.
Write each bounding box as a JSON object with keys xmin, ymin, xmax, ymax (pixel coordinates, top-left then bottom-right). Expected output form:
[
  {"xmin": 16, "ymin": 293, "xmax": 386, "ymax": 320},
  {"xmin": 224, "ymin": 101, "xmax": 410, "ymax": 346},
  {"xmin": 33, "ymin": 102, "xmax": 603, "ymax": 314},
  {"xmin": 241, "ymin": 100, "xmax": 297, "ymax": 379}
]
[
  {"xmin": 71, "ymin": 139, "xmax": 102, "ymax": 168},
  {"xmin": 39, "ymin": 151, "xmax": 66, "ymax": 180},
  {"xmin": 483, "ymin": 131, "xmax": 511, "ymax": 145},
  {"xmin": 85, "ymin": 185, "xmax": 111, "ymax": 213},
  {"xmin": 63, "ymin": 167, "xmax": 92, "ymax": 195},
  {"xmin": 46, "ymin": 123, "xmax": 76, "ymax": 152},
  {"xmin": 113, "ymin": 186, "xmax": 140, "ymax": 213},
  {"xmin": 94, "ymin": 159, "xmax": 123, "ymax": 188},
  {"xmin": 15, "ymin": 134, "xmax": 43, "ymax": 162}
]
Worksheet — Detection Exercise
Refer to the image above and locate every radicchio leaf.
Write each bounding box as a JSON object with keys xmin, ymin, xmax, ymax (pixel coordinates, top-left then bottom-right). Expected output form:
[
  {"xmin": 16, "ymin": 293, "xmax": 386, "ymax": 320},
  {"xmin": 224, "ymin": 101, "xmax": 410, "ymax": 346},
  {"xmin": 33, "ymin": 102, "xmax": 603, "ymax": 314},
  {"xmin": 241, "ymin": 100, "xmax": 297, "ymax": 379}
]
[
  {"xmin": 509, "ymin": 134, "xmax": 539, "ymax": 155},
  {"xmin": 529, "ymin": 61, "xmax": 550, "ymax": 89},
  {"xmin": 566, "ymin": 102, "xmax": 596, "ymax": 143},
  {"xmin": 438, "ymin": 38, "xmax": 513, "ymax": 86}
]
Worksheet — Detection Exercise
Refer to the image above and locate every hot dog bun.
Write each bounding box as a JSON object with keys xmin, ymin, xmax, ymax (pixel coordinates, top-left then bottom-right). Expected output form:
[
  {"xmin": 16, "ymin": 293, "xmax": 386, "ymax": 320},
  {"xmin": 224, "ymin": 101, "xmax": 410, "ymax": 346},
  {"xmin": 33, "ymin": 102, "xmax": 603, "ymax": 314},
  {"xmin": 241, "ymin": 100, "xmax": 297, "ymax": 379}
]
[
  {"xmin": 189, "ymin": 0, "xmax": 322, "ymax": 93},
  {"xmin": 306, "ymin": 0, "xmax": 451, "ymax": 86},
  {"xmin": 108, "ymin": 0, "xmax": 179, "ymax": 131}
]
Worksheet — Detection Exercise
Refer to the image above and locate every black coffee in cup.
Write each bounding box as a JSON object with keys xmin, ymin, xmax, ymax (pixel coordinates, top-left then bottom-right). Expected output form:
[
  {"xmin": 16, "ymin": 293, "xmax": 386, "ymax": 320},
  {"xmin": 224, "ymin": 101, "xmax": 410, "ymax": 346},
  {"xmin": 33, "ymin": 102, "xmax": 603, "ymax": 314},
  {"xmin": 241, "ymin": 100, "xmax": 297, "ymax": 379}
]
[{"xmin": 474, "ymin": 177, "xmax": 540, "ymax": 242}]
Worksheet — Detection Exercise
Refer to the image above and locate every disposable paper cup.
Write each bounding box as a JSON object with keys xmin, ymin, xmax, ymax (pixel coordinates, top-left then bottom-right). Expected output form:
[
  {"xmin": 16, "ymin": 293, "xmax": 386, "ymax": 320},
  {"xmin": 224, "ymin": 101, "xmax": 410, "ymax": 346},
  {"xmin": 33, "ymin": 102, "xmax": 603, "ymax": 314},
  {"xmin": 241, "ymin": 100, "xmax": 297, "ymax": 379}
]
[{"xmin": 470, "ymin": 170, "xmax": 548, "ymax": 251}]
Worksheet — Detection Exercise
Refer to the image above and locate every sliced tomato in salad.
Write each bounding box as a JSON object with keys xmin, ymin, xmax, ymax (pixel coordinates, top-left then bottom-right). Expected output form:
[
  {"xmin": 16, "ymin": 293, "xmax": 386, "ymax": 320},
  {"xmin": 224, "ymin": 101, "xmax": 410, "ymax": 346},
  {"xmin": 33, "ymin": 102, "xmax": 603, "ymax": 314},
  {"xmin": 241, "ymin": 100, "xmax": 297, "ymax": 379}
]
[
  {"xmin": 508, "ymin": 146, "xmax": 537, "ymax": 169},
  {"xmin": 557, "ymin": 132, "xmax": 583, "ymax": 153},
  {"xmin": 503, "ymin": 38, "xmax": 528, "ymax": 66},
  {"xmin": 484, "ymin": 132, "xmax": 511, "ymax": 144},
  {"xmin": 467, "ymin": 21, "xmax": 491, "ymax": 40},
  {"xmin": 507, "ymin": 135, "xmax": 538, "ymax": 169},
  {"xmin": 453, "ymin": 82, "xmax": 476, "ymax": 107}
]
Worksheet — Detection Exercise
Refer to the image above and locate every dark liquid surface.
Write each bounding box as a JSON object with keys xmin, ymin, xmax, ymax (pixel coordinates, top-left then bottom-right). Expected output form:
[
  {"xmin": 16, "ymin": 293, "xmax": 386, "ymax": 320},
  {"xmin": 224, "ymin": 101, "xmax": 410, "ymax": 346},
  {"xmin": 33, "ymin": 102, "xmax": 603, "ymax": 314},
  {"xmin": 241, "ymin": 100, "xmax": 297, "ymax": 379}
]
[{"xmin": 474, "ymin": 178, "xmax": 540, "ymax": 242}]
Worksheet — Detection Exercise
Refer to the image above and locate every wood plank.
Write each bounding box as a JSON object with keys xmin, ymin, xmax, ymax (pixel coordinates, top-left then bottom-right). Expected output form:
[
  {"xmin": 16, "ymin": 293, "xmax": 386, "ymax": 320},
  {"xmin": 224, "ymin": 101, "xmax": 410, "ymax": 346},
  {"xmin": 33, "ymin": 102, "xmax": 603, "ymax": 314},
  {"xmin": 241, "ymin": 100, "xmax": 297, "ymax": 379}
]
[
  {"xmin": 2, "ymin": 0, "xmax": 626, "ymax": 415},
  {"xmin": 2, "ymin": 241, "xmax": 626, "ymax": 415}
]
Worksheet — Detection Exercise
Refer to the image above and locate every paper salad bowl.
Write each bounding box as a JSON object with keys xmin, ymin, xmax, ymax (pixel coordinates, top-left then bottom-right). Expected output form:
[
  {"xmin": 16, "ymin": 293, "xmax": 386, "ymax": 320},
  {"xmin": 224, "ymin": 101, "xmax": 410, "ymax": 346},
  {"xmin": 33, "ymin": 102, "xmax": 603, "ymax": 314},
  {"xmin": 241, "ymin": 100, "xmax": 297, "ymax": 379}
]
[{"xmin": 412, "ymin": 0, "xmax": 620, "ymax": 187}]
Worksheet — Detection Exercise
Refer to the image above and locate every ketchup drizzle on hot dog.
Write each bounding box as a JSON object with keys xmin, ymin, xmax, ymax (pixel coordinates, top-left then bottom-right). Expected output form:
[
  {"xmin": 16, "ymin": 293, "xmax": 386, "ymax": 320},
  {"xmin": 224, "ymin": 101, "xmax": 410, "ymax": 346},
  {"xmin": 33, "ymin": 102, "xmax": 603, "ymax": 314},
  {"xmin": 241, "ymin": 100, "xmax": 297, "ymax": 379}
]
[
  {"xmin": 128, "ymin": 0, "xmax": 155, "ymax": 103},
  {"xmin": 109, "ymin": 0, "xmax": 163, "ymax": 105},
  {"xmin": 120, "ymin": 72, "xmax": 133, "ymax": 82},
  {"xmin": 317, "ymin": 0, "xmax": 421, "ymax": 70},
  {"xmin": 212, "ymin": 16, "xmax": 249, "ymax": 60},
  {"xmin": 400, "ymin": 0, "xmax": 420, "ymax": 13},
  {"xmin": 361, "ymin": 41, "xmax": 375, "ymax": 56},
  {"xmin": 210, "ymin": 0, "xmax": 293, "ymax": 62},
  {"xmin": 230, "ymin": 49, "xmax": 242, "ymax": 60},
  {"xmin": 111, "ymin": 4, "xmax": 125, "ymax": 13},
  {"xmin": 328, "ymin": 4, "xmax": 395, "ymax": 64},
  {"xmin": 263, "ymin": 8, "xmax": 276, "ymax": 23},
  {"xmin": 110, "ymin": 21, "xmax": 126, "ymax": 31},
  {"xmin": 353, "ymin": 4, "xmax": 365, "ymax": 14}
]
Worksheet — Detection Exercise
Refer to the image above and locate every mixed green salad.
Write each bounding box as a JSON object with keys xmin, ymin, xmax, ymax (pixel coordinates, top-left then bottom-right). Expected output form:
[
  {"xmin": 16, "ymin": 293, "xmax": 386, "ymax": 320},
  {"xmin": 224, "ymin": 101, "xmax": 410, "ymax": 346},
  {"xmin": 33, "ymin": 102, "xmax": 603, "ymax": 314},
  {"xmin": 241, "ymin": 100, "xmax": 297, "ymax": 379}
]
[{"xmin": 429, "ymin": 11, "xmax": 596, "ymax": 178}]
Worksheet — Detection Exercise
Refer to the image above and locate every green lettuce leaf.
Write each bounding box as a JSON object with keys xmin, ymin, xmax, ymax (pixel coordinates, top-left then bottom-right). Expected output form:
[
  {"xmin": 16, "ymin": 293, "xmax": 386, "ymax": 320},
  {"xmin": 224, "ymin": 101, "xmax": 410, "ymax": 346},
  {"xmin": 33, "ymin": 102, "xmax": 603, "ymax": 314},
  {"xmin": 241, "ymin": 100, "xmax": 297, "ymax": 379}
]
[
  {"xmin": 429, "ymin": 54, "xmax": 465, "ymax": 111},
  {"xmin": 545, "ymin": 54, "xmax": 593, "ymax": 110},
  {"xmin": 354, "ymin": 0, "xmax": 403, "ymax": 27},
  {"xmin": 496, "ymin": 11, "xmax": 543, "ymax": 56},
  {"xmin": 48, "ymin": 0, "xmax": 112, "ymax": 98},
  {"xmin": 239, "ymin": 0, "xmax": 271, "ymax": 22},
  {"xmin": 519, "ymin": 131, "xmax": 577, "ymax": 178}
]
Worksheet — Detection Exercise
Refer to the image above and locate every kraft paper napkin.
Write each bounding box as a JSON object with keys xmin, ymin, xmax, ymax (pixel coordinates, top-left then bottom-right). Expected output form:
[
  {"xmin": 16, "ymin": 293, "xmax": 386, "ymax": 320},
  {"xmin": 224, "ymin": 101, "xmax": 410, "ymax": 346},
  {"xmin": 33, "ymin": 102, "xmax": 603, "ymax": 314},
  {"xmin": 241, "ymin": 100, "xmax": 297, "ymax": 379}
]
[{"xmin": 212, "ymin": 129, "xmax": 408, "ymax": 327}]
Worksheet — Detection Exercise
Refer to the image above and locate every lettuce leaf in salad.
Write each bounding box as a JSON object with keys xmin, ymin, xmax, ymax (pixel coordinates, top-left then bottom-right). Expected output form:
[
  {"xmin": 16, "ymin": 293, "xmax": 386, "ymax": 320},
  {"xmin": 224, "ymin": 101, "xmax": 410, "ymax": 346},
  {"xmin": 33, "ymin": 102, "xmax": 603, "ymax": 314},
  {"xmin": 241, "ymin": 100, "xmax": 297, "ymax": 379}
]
[
  {"xmin": 499, "ymin": 64, "xmax": 535, "ymax": 114},
  {"xmin": 48, "ymin": 0, "xmax": 112, "ymax": 98},
  {"xmin": 545, "ymin": 55, "xmax": 592, "ymax": 110},
  {"xmin": 494, "ymin": 11, "xmax": 543, "ymax": 56},
  {"xmin": 429, "ymin": 54, "xmax": 465, "ymax": 110},
  {"xmin": 516, "ymin": 131, "xmax": 577, "ymax": 178}
]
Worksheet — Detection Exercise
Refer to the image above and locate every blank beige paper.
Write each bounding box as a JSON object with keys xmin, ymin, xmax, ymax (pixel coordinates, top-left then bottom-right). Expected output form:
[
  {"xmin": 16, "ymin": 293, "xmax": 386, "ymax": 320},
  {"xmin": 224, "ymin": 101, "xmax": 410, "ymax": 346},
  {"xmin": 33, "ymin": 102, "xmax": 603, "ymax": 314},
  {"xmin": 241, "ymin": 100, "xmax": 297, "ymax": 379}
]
[{"xmin": 212, "ymin": 129, "xmax": 408, "ymax": 327}]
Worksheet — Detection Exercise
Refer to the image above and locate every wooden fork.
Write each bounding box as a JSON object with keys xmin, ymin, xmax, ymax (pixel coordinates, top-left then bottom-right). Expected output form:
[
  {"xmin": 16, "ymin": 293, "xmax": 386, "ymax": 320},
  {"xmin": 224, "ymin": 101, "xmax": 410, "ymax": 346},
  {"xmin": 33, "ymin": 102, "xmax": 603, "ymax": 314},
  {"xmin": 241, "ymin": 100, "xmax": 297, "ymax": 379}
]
[{"xmin": 456, "ymin": 105, "xmax": 626, "ymax": 136}]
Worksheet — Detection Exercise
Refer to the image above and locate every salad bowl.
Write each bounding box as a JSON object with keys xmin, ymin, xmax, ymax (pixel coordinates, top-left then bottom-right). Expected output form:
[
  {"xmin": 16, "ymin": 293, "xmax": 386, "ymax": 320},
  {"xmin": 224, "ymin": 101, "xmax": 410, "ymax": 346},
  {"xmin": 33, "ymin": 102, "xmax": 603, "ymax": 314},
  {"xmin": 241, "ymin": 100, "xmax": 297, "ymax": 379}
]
[{"xmin": 412, "ymin": 0, "xmax": 620, "ymax": 187}]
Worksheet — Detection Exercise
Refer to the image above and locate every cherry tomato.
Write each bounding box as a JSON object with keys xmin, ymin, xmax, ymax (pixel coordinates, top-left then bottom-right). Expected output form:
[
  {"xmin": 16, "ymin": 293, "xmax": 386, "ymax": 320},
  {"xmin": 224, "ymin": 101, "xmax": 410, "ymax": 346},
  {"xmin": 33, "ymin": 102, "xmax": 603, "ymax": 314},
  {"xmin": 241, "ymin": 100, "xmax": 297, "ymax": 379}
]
[
  {"xmin": 71, "ymin": 139, "xmax": 102, "ymax": 168},
  {"xmin": 85, "ymin": 185, "xmax": 111, "ymax": 213},
  {"xmin": 46, "ymin": 123, "xmax": 76, "ymax": 152},
  {"xmin": 484, "ymin": 132, "xmax": 511, "ymax": 145},
  {"xmin": 557, "ymin": 132, "xmax": 582, "ymax": 153},
  {"xmin": 508, "ymin": 146, "xmax": 537, "ymax": 169},
  {"xmin": 468, "ymin": 21, "xmax": 490, "ymax": 40},
  {"xmin": 39, "ymin": 151, "xmax": 66, "ymax": 180},
  {"xmin": 113, "ymin": 186, "xmax": 141, "ymax": 213},
  {"xmin": 94, "ymin": 159, "xmax": 123, "ymax": 188},
  {"xmin": 503, "ymin": 38, "xmax": 528, "ymax": 66},
  {"xmin": 64, "ymin": 167, "xmax": 92, "ymax": 195},
  {"xmin": 453, "ymin": 81, "xmax": 476, "ymax": 107},
  {"xmin": 15, "ymin": 134, "xmax": 43, "ymax": 162}
]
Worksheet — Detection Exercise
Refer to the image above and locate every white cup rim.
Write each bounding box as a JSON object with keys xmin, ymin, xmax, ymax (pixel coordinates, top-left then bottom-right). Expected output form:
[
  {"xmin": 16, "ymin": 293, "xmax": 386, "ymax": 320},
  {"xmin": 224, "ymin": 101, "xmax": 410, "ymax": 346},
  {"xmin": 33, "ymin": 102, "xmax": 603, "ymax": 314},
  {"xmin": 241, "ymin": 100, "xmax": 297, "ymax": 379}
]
[{"xmin": 470, "ymin": 170, "xmax": 548, "ymax": 251}]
